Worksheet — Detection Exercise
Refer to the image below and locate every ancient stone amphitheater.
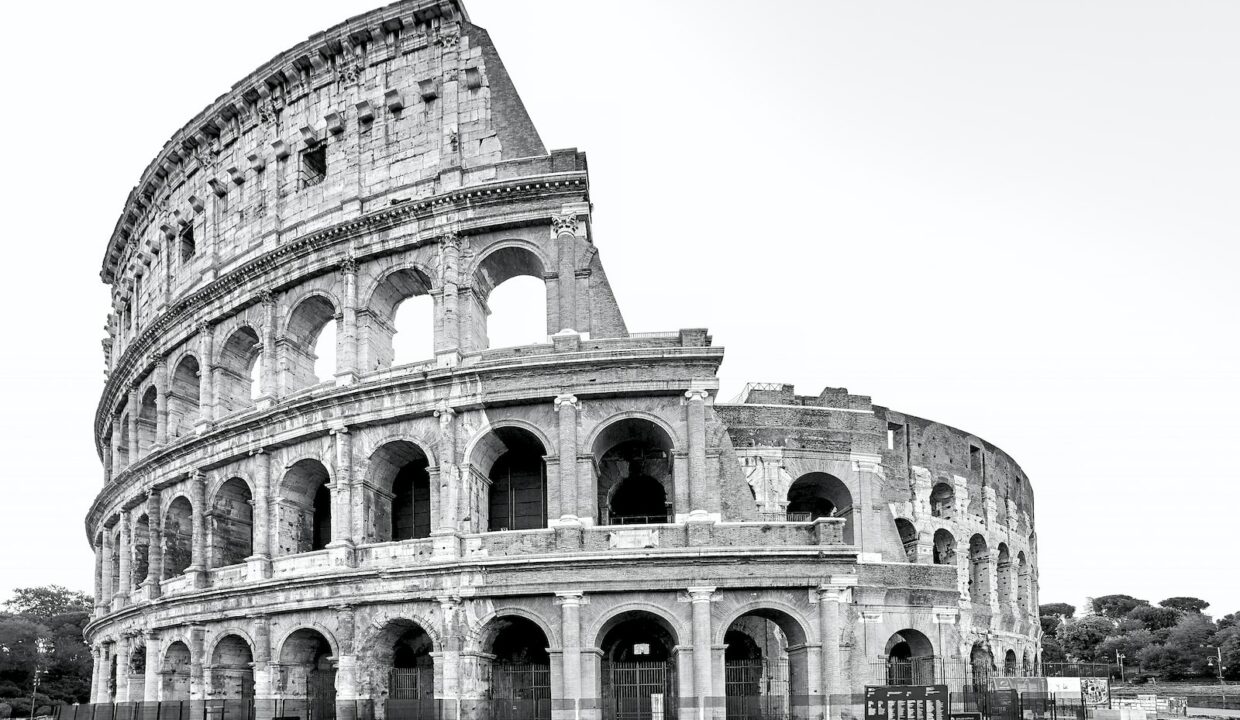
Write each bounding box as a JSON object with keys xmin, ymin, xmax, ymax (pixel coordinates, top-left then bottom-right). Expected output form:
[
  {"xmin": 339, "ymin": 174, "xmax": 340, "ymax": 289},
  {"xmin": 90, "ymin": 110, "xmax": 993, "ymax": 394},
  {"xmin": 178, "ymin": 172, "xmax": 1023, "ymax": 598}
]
[{"xmin": 83, "ymin": 2, "xmax": 1040, "ymax": 719}]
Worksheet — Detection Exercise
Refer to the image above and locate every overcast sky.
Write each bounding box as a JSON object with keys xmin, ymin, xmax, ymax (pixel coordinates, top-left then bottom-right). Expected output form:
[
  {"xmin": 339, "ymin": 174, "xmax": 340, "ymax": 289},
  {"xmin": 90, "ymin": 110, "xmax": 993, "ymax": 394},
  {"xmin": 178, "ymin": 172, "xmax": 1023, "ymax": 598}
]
[{"xmin": 1, "ymin": 1, "xmax": 1237, "ymax": 619}]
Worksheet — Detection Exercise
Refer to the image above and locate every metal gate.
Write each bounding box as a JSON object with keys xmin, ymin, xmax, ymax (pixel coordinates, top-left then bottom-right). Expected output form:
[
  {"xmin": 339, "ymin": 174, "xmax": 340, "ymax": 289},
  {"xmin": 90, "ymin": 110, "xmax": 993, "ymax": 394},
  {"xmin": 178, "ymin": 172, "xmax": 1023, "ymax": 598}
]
[
  {"xmin": 603, "ymin": 661, "xmax": 678, "ymax": 720},
  {"xmin": 388, "ymin": 666, "xmax": 436, "ymax": 720},
  {"xmin": 886, "ymin": 656, "xmax": 937, "ymax": 686},
  {"xmin": 307, "ymin": 668, "xmax": 337, "ymax": 720},
  {"xmin": 725, "ymin": 659, "xmax": 789, "ymax": 720},
  {"xmin": 487, "ymin": 663, "xmax": 552, "ymax": 720}
]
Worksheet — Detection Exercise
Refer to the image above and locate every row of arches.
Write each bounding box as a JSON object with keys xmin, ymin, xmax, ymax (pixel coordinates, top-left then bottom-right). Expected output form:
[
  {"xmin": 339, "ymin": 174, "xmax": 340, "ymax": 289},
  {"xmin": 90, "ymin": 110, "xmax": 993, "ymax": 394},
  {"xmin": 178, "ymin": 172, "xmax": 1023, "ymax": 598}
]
[
  {"xmin": 913, "ymin": 524, "xmax": 1032, "ymax": 610},
  {"xmin": 109, "ymin": 247, "xmax": 555, "ymax": 474}
]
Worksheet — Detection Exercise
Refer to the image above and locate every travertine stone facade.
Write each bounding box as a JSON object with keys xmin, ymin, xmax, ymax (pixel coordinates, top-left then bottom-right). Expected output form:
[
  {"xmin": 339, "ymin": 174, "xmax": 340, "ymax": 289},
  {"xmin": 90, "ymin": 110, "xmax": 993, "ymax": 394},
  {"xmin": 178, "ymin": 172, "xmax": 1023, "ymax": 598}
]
[{"xmin": 85, "ymin": 2, "xmax": 1039, "ymax": 719}]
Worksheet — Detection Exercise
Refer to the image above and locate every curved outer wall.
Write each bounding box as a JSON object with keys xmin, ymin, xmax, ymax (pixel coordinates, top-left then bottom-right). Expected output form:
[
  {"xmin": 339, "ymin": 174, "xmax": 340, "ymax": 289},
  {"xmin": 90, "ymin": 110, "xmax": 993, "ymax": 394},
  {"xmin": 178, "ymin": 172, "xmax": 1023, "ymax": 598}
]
[{"xmin": 84, "ymin": 2, "xmax": 1039, "ymax": 718}]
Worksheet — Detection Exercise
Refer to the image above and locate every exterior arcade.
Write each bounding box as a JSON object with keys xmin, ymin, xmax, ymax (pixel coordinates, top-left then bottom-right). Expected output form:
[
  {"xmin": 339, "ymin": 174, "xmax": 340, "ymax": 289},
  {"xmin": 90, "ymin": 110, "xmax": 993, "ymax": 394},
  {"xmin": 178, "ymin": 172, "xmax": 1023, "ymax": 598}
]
[{"xmin": 84, "ymin": 1, "xmax": 1040, "ymax": 719}]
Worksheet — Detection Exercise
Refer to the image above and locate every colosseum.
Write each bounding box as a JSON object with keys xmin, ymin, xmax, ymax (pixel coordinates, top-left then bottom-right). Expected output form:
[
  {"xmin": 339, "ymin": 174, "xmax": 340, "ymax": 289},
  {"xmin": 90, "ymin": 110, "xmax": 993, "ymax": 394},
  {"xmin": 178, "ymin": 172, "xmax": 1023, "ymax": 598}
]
[{"xmin": 82, "ymin": 2, "xmax": 1040, "ymax": 719}]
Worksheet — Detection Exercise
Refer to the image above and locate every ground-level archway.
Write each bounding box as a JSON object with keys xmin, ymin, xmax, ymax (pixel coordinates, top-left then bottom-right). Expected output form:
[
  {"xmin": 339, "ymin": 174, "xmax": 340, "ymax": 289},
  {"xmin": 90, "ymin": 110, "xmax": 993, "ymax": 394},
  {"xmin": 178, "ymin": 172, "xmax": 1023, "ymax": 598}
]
[
  {"xmin": 208, "ymin": 634, "xmax": 255, "ymax": 700},
  {"xmin": 722, "ymin": 608, "xmax": 812, "ymax": 720},
  {"xmin": 278, "ymin": 629, "xmax": 336, "ymax": 720},
  {"xmin": 161, "ymin": 641, "xmax": 191, "ymax": 701},
  {"xmin": 786, "ymin": 473, "xmax": 854, "ymax": 543},
  {"xmin": 884, "ymin": 630, "xmax": 936, "ymax": 686},
  {"xmin": 478, "ymin": 616, "xmax": 552, "ymax": 720},
  {"xmin": 596, "ymin": 611, "xmax": 679, "ymax": 720}
]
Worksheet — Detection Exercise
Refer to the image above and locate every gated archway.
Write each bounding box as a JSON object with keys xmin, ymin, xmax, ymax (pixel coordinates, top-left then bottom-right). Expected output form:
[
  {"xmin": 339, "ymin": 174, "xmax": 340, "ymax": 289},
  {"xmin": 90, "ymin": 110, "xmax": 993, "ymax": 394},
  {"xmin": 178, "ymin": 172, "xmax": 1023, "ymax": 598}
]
[
  {"xmin": 721, "ymin": 607, "xmax": 812, "ymax": 720},
  {"xmin": 479, "ymin": 616, "xmax": 552, "ymax": 720},
  {"xmin": 884, "ymin": 630, "xmax": 936, "ymax": 686},
  {"xmin": 597, "ymin": 611, "xmax": 680, "ymax": 720},
  {"xmin": 278, "ymin": 628, "xmax": 337, "ymax": 720}
]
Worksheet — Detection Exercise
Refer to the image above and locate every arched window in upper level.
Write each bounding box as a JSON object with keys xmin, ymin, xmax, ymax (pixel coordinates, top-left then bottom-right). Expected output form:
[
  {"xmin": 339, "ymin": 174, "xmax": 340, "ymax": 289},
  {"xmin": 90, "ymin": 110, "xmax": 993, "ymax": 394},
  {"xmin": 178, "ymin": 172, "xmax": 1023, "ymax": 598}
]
[
  {"xmin": 366, "ymin": 441, "xmax": 432, "ymax": 543},
  {"xmin": 211, "ymin": 478, "xmax": 254, "ymax": 568},
  {"xmin": 593, "ymin": 418, "xmax": 676, "ymax": 525},
  {"xmin": 930, "ymin": 482, "xmax": 955, "ymax": 519},
  {"xmin": 787, "ymin": 472, "xmax": 854, "ymax": 543},
  {"xmin": 168, "ymin": 355, "xmax": 201, "ymax": 439},
  {"xmin": 217, "ymin": 326, "xmax": 262, "ymax": 416},
  {"xmin": 473, "ymin": 246, "xmax": 547, "ymax": 350},
  {"xmin": 285, "ymin": 296, "xmax": 338, "ymax": 392},
  {"xmin": 969, "ymin": 534, "xmax": 990, "ymax": 605},
  {"xmin": 895, "ymin": 518, "xmax": 918, "ymax": 563},
  {"xmin": 137, "ymin": 387, "xmax": 157, "ymax": 456},
  {"xmin": 1017, "ymin": 551, "xmax": 1031, "ymax": 613},
  {"xmin": 163, "ymin": 496, "xmax": 194, "ymax": 578},
  {"xmin": 996, "ymin": 543, "xmax": 1013, "ymax": 606},
  {"xmin": 366, "ymin": 268, "xmax": 435, "ymax": 369},
  {"xmin": 132, "ymin": 514, "xmax": 150, "ymax": 590},
  {"xmin": 933, "ymin": 528, "xmax": 956, "ymax": 566},
  {"xmin": 278, "ymin": 459, "xmax": 332, "ymax": 554},
  {"xmin": 116, "ymin": 411, "xmax": 131, "ymax": 469},
  {"xmin": 471, "ymin": 427, "xmax": 548, "ymax": 532}
]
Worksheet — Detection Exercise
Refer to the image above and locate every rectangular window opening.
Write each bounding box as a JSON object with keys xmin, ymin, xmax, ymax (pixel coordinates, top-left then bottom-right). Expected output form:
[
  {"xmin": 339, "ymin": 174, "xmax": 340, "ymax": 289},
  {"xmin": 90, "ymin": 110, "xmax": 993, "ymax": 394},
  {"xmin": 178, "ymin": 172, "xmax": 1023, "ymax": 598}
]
[
  {"xmin": 301, "ymin": 146, "xmax": 327, "ymax": 188},
  {"xmin": 969, "ymin": 444, "xmax": 982, "ymax": 471},
  {"xmin": 179, "ymin": 226, "xmax": 196, "ymax": 263},
  {"xmin": 887, "ymin": 422, "xmax": 903, "ymax": 451}
]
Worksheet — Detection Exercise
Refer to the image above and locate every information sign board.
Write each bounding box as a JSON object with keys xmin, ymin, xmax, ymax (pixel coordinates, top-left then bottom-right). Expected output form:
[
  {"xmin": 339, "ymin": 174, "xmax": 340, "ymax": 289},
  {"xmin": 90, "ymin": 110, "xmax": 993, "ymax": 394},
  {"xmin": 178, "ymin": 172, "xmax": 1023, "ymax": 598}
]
[{"xmin": 865, "ymin": 685, "xmax": 950, "ymax": 720}]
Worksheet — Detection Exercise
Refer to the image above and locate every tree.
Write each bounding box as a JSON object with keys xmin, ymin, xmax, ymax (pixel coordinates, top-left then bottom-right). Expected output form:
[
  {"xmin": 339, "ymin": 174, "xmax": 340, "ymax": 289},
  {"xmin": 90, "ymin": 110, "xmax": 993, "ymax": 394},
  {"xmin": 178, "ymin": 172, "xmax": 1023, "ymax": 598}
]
[
  {"xmin": 1160, "ymin": 597, "xmax": 1210, "ymax": 614},
  {"xmin": 3, "ymin": 587, "xmax": 91, "ymax": 621},
  {"xmin": 1219, "ymin": 612, "xmax": 1240, "ymax": 631},
  {"xmin": 1091, "ymin": 595, "xmax": 1148, "ymax": 618},
  {"xmin": 1099, "ymin": 628, "xmax": 1156, "ymax": 665},
  {"xmin": 1137, "ymin": 613, "xmax": 1217, "ymax": 680},
  {"xmin": 1057, "ymin": 615, "xmax": 1115, "ymax": 662},
  {"xmin": 1126, "ymin": 606, "xmax": 1181, "ymax": 639},
  {"xmin": 1217, "ymin": 624, "xmax": 1240, "ymax": 681},
  {"xmin": 1040, "ymin": 603, "xmax": 1076, "ymax": 619}
]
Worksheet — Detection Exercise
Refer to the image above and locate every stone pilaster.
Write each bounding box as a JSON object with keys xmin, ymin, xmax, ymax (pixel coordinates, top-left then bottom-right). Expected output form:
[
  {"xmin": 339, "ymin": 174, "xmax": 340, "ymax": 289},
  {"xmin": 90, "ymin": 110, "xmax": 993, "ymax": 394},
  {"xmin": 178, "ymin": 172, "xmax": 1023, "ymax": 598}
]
[
  {"xmin": 187, "ymin": 472, "xmax": 208, "ymax": 587},
  {"xmin": 248, "ymin": 448, "xmax": 273, "ymax": 578},
  {"xmin": 93, "ymin": 538, "xmax": 105, "ymax": 614},
  {"xmin": 438, "ymin": 233, "xmax": 461, "ymax": 355},
  {"xmin": 144, "ymin": 631, "xmax": 160, "ymax": 702},
  {"xmin": 114, "ymin": 509, "xmax": 131, "ymax": 609},
  {"xmin": 328, "ymin": 426, "xmax": 356, "ymax": 566},
  {"xmin": 337, "ymin": 258, "xmax": 359, "ymax": 385},
  {"xmin": 684, "ymin": 388, "xmax": 710, "ymax": 520},
  {"xmin": 189, "ymin": 625, "xmax": 205, "ymax": 699},
  {"xmin": 114, "ymin": 635, "xmax": 131, "ymax": 702},
  {"xmin": 818, "ymin": 575, "xmax": 857, "ymax": 718},
  {"xmin": 257, "ymin": 292, "xmax": 278, "ymax": 408},
  {"xmin": 195, "ymin": 322, "xmax": 214, "ymax": 432},
  {"xmin": 556, "ymin": 591, "xmax": 584, "ymax": 719},
  {"xmin": 155, "ymin": 357, "xmax": 169, "ymax": 445},
  {"xmin": 554, "ymin": 394, "xmax": 581, "ymax": 524},
  {"xmin": 100, "ymin": 524, "xmax": 115, "ymax": 612},
  {"xmin": 128, "ymin": 387, "xmax": 140, "ymax": 462},
  {"xmin": 334, "ymin": 605, "xmax": 359, "ymax": 720},
  {"xmin": 433, "ymin": 404, "xmax": 459, "ymax": 545},
  {"xmin": 687, "ymin": 586, "xmax": 716, "ymax": 716},
  {"xmin": 145, "ymin": 489, "xmax": 163, "ymax": 599},
  {"xmin": 553, "ymin": 210, "xmax": 581, "ymax": 333}
]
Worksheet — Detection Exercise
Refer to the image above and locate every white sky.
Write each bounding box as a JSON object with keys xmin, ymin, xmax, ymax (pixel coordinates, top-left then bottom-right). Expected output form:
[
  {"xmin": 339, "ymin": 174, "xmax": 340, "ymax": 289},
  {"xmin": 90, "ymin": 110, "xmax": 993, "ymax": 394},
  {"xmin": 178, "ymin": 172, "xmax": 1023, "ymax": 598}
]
[{"xmin": 1, "ymin": 0, "xmax": 1237, "ymax": 618}]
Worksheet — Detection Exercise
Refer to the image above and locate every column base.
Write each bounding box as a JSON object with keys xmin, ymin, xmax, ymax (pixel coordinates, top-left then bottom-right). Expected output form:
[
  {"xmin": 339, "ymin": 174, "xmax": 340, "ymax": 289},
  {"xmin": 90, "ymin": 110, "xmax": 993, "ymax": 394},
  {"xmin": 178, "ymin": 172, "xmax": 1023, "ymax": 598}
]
[
  {"xmin": 334, "ymin": 371, "xmax": 358, "ymax": 387},
  {"xmin": 550, "ymin": 515, "xmax": 582, "ymax": 527},
  {"xmin": 325, "ymin": 541, "xmax": 356, "ymax": 568},
  {"xmin": 142, "ymin": 580, "xmax": 162, "ymax": 601},
  {"xmin": 432, "ymin": 530, "xmax": 461, "ymax": 560},
  {"xmin": 185, "ymin": 567, "xmax": 208, "ymax": 589},
  {"xmin": 254, "ymin": 395, "xmax": 276, "ymax": 410},
  {"xmin": 194, "ymin": 419, "xmax": 213, "ymax": 435},
  {"xmin": 245, "ymin": 554, "xmax": 273, "ymax": 579},
  {"xmin": 435, "ymin": 350, "xmax": 462, "ymax": 368}
]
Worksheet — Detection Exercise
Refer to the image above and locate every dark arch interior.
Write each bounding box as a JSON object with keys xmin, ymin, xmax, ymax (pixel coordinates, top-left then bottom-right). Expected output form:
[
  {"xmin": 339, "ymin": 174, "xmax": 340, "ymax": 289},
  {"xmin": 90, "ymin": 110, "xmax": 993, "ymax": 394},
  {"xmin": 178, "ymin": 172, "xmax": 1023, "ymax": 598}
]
[
  {"xmin": 487, "ymin": 617, "xmax": 551, "ymax": 664},
  {"xmin": 280, "ymin": 459, "xmax": 332, "ymax": 554},
  {"xmin": 211, "ymin": 478, "xmax": 254, "ymax": 567},
  {"xmin": 930, "ymin": 482, "xmax": 955, "ymax": 518},
  {"xmin": 392, "ymin": 625, "xmax": 434, "ymax": 669},
  {"xmin": 163, "ymin": 497, "xmax": 194, "ymax": 578},
  {"xmin": 485, "ymin": 427, "xmax": 547, "ymax": 532},
  {"xmin": 933, "ymin": 529, "xmax": 957, "ymax": 565},
  {"xmin": 218, "ymin": 326, "xmax": 262, "ymax": 415},
  {"xmin": 599, "ymin": 613, "xmax": 676, "ymax": 662},
  {"xmin": 209, "ymin": 635, "xmax": 255, "ymax": 699},
  {"xmin": 370, "ymin": 441, "xmax": 432, "ymax": 542},
  {"xmin": 724, "ymin": 629, "xmax": 763, "ymax": 661},
  {"xmin": 885, "ymin": 630, "xmax": 934, "ymax": 659},
  {"xmin": 609, "ymin": 470, "xmax": 668, "ymax": 523},
  {"xmin": 786, "ymin": 473, "xmax": 854, "ymax": 542},
  {"xmin": 594, "ymin": 419, "xmax": 675, "ymax": 525},
  {"xmin": 895, "ymin": 518, "xmax": 918, "ymax": 562}
]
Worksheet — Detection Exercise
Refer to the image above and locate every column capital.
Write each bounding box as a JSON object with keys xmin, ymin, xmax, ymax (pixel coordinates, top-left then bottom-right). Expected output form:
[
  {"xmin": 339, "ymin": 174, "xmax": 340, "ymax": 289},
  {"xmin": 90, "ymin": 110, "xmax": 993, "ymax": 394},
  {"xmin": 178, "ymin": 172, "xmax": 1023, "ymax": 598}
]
[
  {"xmin": 686, "ymin": 586, "xmax": 716, "ymax": 602},
  {"xmin": 683, "ymin": 388, "xmax": 710, "ymax": 403},
  {"xmin": 554, "ymin": 393, "xmax": 580, "ymax": 411},
  {"xmin": 260, "ymin": 290, "xmax": 276, "ymax": 307},
  {"xmin": 434, "ymin": 403, "xmax": 456, "ymax": 423},
  {"xmin": 554, "ymin": 590, "xmax": 586, "ymax": 606},
  {"xmin": 441, "ymin": 231, "xmax": 462, "ymax": 250},
  {"xmin": 329, "ymin": 424, "xmax": 350, "ymax": 436},
  {"xmin": 196, "ymin": 319, "xmax": 212, "ymax": 336},
  {"xmin": 551, "ymin": 212, "xmax": 581, "ymax": 238},
  {"xmin": 339, "ymin": 256, "xmax": 358, "ymax": 275},
  {"xmin": 249, "ymin": 446, "xmax": 267, "ymax": 457}
]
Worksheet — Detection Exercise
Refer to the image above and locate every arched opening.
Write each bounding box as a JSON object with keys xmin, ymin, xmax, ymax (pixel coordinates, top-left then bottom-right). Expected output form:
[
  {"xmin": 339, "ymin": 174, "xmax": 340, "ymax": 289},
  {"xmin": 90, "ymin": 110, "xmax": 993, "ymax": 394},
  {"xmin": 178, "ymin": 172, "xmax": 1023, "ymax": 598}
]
[
  {"xmin": 109, "ymin": 528, "xmax": 121, "ymax": 597},
  {"xmin": 1004, "ymin": 649, "xmax": 1018, "ymax": 677},
  {"xmin": 468, "ymin": 427, "xmax": 547, "ymax": 533},
  {"xmin": 895, "ymin": 518, "xmax": 918, "ymax": 563},
  {"xmin": 933, "ymin": 529, "xmax": 956, "ymax": 566},
  {"xmin": 365, "ymin": 268, "xmax": 435, "ymax": 369},
  {"xmin": 365, "ymin": 620, "xmax": 435, "ymax": 720},
  {"xmin": 285, "ymin": 295, "xmax": 338, "ymax": 392},
  {"xmin": 127, "ymin": 642, "xmax": 146, "ymax": 702},
  {"xmin": 366, "ymin": 441, "xmax": 432, "ymax": 543},
  {"xmin": 970, "ymin": 643, "xmax": 993, "ymax": 690},
  {"xmin": 137, "ymin": 386, "xmax": 158, "ymax": 456},
  {"xmin": 996, "ymin": 543, "xmax": 1013, "ymax": 606},
  {"xmin": 217, "ymin": 326, "xmax": 262, "ymax": 415},
  {"xmin": 593, "ymin": 418, "xmax": 675, "ymax": 525},
  {"xmin": 723, "ymin": 610, "xmax": 810, "ymax": 720},
  {"xmin": 209, "ymin": 635, "xmax": 255, "ymax": 700},
  {"xmin": 597, "ymin": 611, "xmax": 679, "ymax": 720},
  {"xmin": 168, "ymin": 355, "xmax": 201, "ymax": 439},
  {"xmin": 132, "ymin": 514, "xmax": 150, "ymax": 590},
  {"xmin": 1017, "ymin": 552, "xmax": 1030, "ymax": 614},
  {"xmin": 163, "ymin": 496, "xmax": 194, "ymax": 578},
  {"xmin": 211, "ymin": 478, "xmax": 254, "ymax": 568},
  {"xmin": 107, "ymin": 648, "xmax": 117, "ymax": 702},
  {"xmin": 787, "ymin": 473, "xmax": 854, "ymax": 543},
  {"xmin": 884, "ymin": 629, "xmax": 936, "ymax": 686},
  {"xmin": 969, "ymin": 534, "xmax": 990, "ymax": 605},
  {"xmin": 278, "ymin": 460, "xmax": 332, "ymax": 555},
  {"xmin": 473, "ymin": 246, "xmax": 547, "ymax": 350},
  {"xmin": 480, "ymin": 617, "xmax": 552, "ymax": 720},
  {"xmin": 278, "ymin": 629, "xmax": 335, "ymax": 717},
  {"xmin": 1023, "ymin": 650, "xmax": 1035, "ymax": 677},
  {"xmin": 161, "ymin": 641, "xmax": 192, "ymax": 701},
  {"xmin": 116, "ymin": 412, "xmax": 131, "ymax": 469},
  {"xmin": 930, "ymin": 482, "xmax": 955, "ymax": 519}
]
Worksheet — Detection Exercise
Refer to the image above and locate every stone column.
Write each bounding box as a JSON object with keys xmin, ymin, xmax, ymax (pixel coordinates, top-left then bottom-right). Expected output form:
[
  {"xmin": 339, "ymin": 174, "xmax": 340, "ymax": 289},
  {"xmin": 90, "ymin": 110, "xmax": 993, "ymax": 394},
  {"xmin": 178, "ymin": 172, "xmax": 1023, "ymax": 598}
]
[
  {"xmin": 328, "ymin": 427, "xmax": 355, "ymax": 565},
  {"xmin": 111, "ymin": 416, "xmax": 124, "ymax": 476},
  {"xmin": 196, "ymin": 322, "xmax": 214, "ymax": 431},
  {"xmin": 553, "ymin": 213, "xmax": 579, "ymax": 332},
  {"xmin": 144, "ymin": 631, "xmax": 160, "ymax": 702},
  {"xmin": 155, "ymin": 357, "xmax": 169, "ymax": 445},
  {"xmin": 684, "ymin": 389, "xmax": 710, "ymax": 519},
  {"xmin": 189, "ymin": 625, "xmax": 205, "ymax": 700},
  {"xmin": 252, "ymin": 615, "xmax": 274, "ymax": 720},
  {"xmin": 434, "ymin": 404, "xmax": 458, "ymax": 537},
  {"xmin": 90, "ymin": 645, "xmax": 104, "ymax": 703},
  {"xmin": 114, "ymin": 510, "xmax": 131, "ymax": 609},
  {"xmin": 187, "ymin": 472, "xmax": 208, "ymax": 587},
  {"xmin": 248, "ymin": 449, "xmax": 273, "ymax": 578},
  {"xmin": 114, "ymin": 635, "xmax": 131, "ymax": 703},
  {"xmin": 818, "ymin": 576, "xmax": 857, "ymax": 719},
  {"xmin": 145, "ymin": 490, "xmax": 163, "ymax": 598},
  {"xmin": 334, "ymin": 605, "xmax": 359, "ymax": 720},
  {"xmin": 128, "ymin": 387, "xmax": 140, "ymax": 462},
  {"xmin": 554, "ymin": 394, "xmax": 581, "ymax": 524},
  {"xmin": 688, "ymin": 586, "xmax": 716, "ymax": 717},
  {"xmin": 437, "ymin": 597, "xmax": 462, "ymax": 714},
  {"xmin": 337, "ymin": 258, "xmax": 359, "ymax": 385},
  {"xmin": 93, "ymin": 539, "xmax": 105, "ymax": 614},
  {"xmin": 258, "ymin": 292, "xmax": 278, "ymax": 408},
  {"xmin": 101, "ymin": 525, "xmax": 115, "ymax": 612},
  {"xmin": 438, "ymin": 234, "xmax": 461, "ymax": 353},
  {"xmin": 556, "ymin": 592, "xmax": 584, "ymax": 719}
]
